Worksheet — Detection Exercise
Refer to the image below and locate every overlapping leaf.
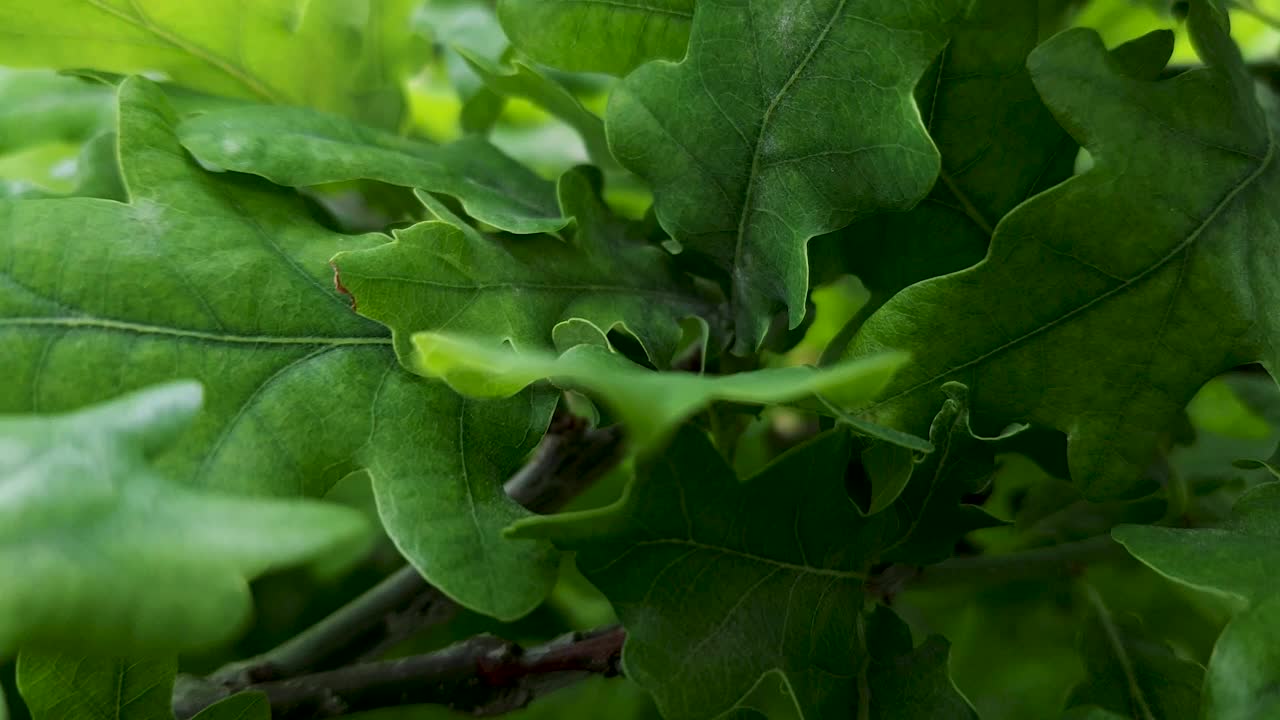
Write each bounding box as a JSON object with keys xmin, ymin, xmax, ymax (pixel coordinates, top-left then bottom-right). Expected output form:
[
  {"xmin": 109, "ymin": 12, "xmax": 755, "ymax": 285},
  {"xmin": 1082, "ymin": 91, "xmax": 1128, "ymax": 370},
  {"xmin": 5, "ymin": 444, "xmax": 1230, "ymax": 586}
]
[
  {"xmin": 497, "ymin": 0, "xmax": 694, "ymax": 76},
  {"xmin": 0, "ymin": 0, "xmax": 416, "ymax": 128},
  {"xmin": 847, "ymin": 0, "xmax": 1280, "ymax": 499},
  {"xmin": 513, "ymin": 427, "xmax": 972, "ymax": 719},
  {"xmin": 0, "ymin": 78, "xmax": 558, "ymax": 622},
  {"xmin": 607, "ymin": 0, "xmax": 966, "ymax": 351},
  {"xmin": 1114, "ymin": 482, "xmax": 1280, "ymax": 605},
  {"xmin": 178, "ymin": 105, "xmax": 567, "ymax": 234},
  {"xmin": 413, "ymin": 330, "xmax": 906, "ymax": 451},
  {"xmin": 17, "ymin": 655, "xmax": 176, "ymax": 720},
  {"xmin": 0, "ymin": 383, "xmax": 371, "ymax": 654},
  {"xmin": 0, "ymin": 70, "xmax": 113, "ymax": 155},
  {"xmin": 333, "ymin": 166, "xmax": 710, "ymax": 366}
]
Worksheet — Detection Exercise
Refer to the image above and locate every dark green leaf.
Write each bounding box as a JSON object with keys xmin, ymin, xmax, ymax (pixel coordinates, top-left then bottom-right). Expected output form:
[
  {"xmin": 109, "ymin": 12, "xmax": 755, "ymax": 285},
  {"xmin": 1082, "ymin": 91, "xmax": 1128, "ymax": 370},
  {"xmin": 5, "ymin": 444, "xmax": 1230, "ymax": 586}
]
[
  {"xmin": 514, "ymin": 427, "xmax": 972, "ymax": 719},
  {"xmin": 333, "ymin": 165, "xmax": 708, "ymax": 366},
  {"xmin": 496, "ymin": 0, "xmax": 694, "ymax": 76},
  {"xmin": 1202, "ymin": 594, "xmax": 1280, "ymax": 720},
  {"xmin": 17, "ymin": 655, "xmax": 175, "ymax": 720},
  {"xmin": 607, "ymin": 0, "xmax": 965, "ymax": 352},
  {"xmin": 0, "ymin": 78, "xmax": 559, "ymax": 622},
  {"xmin": 178, "ymin": 105, "xmax": 567, "ymax": 234},
  {"xmin": 0, "ymin": 383, "xmax": 371, "ymax": 655},
  {"xmin": 847, "ymin": 2, "xmax": 1280, "ymax": 499},
  {"xmin": 0, "ymin": 0, "xmax": 417, "ymax": 128},
  {"xmin": 1114, "ymin": 482, "xmax": 1280, "ymax": 605}
]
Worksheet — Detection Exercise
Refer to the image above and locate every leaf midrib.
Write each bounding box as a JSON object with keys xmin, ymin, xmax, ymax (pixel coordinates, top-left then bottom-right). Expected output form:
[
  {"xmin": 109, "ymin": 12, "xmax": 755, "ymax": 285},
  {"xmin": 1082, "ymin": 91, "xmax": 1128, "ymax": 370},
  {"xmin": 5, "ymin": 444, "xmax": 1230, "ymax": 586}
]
[
  {"xmin": 870, "ymin": 127, "xmax": 1277, "ymax": 411},
  {"xmin": 2, "ymin": 317, "xmax": 391, "ymax": 346}
]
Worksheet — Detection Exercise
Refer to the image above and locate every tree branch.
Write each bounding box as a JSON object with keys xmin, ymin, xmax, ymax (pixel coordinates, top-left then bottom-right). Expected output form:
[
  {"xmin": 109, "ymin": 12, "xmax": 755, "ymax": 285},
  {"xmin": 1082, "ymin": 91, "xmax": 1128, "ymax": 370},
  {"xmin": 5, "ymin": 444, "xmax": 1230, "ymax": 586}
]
[
  {"xmin": 185, "ymin": 413, "xmax": 626, "ymax": 704},
  {"xmin": 175, "ymin": 626, "xmax": 626, "ymax": 719}
]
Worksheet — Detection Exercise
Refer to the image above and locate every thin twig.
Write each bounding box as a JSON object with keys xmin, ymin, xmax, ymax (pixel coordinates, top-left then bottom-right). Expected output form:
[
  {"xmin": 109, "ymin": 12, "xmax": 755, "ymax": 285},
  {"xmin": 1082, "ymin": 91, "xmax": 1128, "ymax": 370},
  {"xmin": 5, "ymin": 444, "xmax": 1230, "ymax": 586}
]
[{"xmin": 174, "ymin": 626, "xmax": 626, "ymax": 719}]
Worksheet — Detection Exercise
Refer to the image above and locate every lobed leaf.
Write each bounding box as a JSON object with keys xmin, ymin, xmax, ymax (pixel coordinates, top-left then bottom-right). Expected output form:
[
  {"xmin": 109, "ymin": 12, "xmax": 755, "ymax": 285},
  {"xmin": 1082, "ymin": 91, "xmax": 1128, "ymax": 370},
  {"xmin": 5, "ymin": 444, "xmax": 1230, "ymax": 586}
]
[
  {"xmin": 413, "ymin": 330, "xmax": 906, "ymax": 452},
  {"xmin": 333, "ymin": 165, "xmax": 710, "ymax": 367},
  {"xmin": 496, "ymin": 0, "xmax": 694, "ymax": 76},
  {"xmin": 178, "ymin": 105, "xmax": 567, "ymax": 234},
  {"xmin": 847, "ymin": 0, "xmax": 1280, "ymax": 499},
  {"xmin": 0, "ymin": 77, "xmax": 559, "ymax": 622},
  {"xmin": 607, "ymin": 0, "xmax": 966, "ymax": 352},
  {"xmin": 514, "ymin": 426, "xmax": 973, "ymax": 719},
  {"xmin": 0, "ymin": 0, "xmax": 416, "ymax": 128}
]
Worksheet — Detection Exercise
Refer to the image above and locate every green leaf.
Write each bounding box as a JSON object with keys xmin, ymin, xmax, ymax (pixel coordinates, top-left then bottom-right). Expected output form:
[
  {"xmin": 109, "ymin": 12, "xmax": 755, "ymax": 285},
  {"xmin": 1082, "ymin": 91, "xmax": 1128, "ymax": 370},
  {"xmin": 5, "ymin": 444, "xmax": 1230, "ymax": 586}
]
[
  {"xmin": 414, "ymin": 331, "xmax": 906, "ymax": 452},
  {"xmin": 0, "ymin": 679, "xmax": 7, "ymax": 720},
  {"xmin": 1114, "ymin": 482, "xmax": 1280, "ymax": 605},
  {"xmin": 496, "ymin": 0, "xmax": 694, "ymax": 76},
  {"xmin": 0, "ymin": 77, "xmax": 559, "ymax": 622},
  {"xmin": 456, "ymin": 49, "xmax": 616, "ymax": 170},
  {"xmin": 0, "ymin": 70, "xmax": 114, "ymax": 155},
  {"xmin": 607, "ymin": 0, "xmax": 965, "ymax": 352},
  {"xmin": 0, "ymin": 383, "xmax": 372, "ymax": 655},
  {"xmin": 811, "ymin": 0, "xmax": 1089, "ymax": 357},
  {"xmin": 177, "ymin": 105, "xmax": 567, "ymax": 234},
  {"xmin": 846, "ymin": 2, "xmax": 1280, "ymax": 499},
  {"xmin": 190, "ymin": 692, "xmax": 270, "ymax": 720},
  {"xmin": 332, "ymin": 166, "xmax": 709, "ymax": 366},
  {"xmin": 1067, "ymin": 586, "xmax": 1203, "ymax": 720},
  {"xmin": 514, "ymin": 427, "xmax": 972, "ymax": 719},
  {"xmin": 877, "ymin": 383, "xmax": 1006, "ymax": 565},
  {"xmin": 0, "ymin": 0, "xmax": 417, "ymax": 128},
  {"xmin": 17, "ymin": 655, "xmax": 176, "ymax": 720},
  {"xmin": 1062, "ymin": 708, "xmax": 1135, "ymax": 720},
  {"xmin": 1202, "ymin": 594, "xmax": 1280, "ymax": 720}
]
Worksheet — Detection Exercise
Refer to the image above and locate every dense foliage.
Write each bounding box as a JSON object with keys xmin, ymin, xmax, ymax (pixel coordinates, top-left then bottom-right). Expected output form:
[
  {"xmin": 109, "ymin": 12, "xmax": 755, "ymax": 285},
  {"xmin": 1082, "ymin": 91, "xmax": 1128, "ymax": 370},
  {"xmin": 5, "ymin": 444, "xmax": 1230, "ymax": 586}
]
[{"xmin": 4, "ymin": 0, "xmax": 1280, "ymax": 718}]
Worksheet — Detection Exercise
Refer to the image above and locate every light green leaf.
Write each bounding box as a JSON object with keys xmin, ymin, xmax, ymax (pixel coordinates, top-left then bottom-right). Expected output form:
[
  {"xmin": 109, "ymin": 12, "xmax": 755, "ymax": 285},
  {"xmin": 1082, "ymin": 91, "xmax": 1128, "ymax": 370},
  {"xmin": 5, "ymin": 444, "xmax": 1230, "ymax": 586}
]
[
  {"xmin": 496, "ymin": 0, "xmax": 694, "ymax": 76},
  {"xmin": 333, "ymin": 166, "xmax": 709, "ymax": 366},
  {"xmin": 0, "ymin": 77, "xmax": 559, "ymax": 622},
  {"xmin": 0, "ymin": 70, "xmax": 114, "ymax": 156},
  {"xmin": 0, "ymin": 0, "xmax": 416, "ymax": 128},
  {"xmin": 1114, "ymin": 482, "xmax": 1280, "ymax": 605},
  {"xmin": 846, "ymin": 1, "xmax": 1280, "ymax": 499},
  {"xmin": 178, "ymin": 105, "xmax": 567, "ymax": 234},
  {"xmin": 514, "ymin": 427, "xmax": 972, "ymax": 720},
  {"xmin": 0, "ymin": 383, "xmax": 372, "ymax": 655},
  {"xmin": 607, "ymin": 0, "xmax": 965, "ymax": 352},
  {"xmin": 1202, "ymin": 594, "xmax": 1280, "ymax": 720},
  {"xmin": 456, "ymin": 49, "xmax": 616, "ymax": 170},
  {"xmin": 191, "ymin": 691, "xmax": 270, "ymax": 720},
  {"xmin": 413, "ymin": 331, "xmax": 907, "ymax": 452},
  {"xmin": 17, "ymin": 655, "xmax": 176, "ymax": 720}
]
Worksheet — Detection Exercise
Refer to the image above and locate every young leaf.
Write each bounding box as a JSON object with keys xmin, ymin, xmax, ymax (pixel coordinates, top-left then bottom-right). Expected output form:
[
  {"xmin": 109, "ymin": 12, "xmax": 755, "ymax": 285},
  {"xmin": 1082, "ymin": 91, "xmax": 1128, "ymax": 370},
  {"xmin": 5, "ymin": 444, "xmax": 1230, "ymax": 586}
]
[
  {"xmin": 456, "ymin": 49, "xmax": 616, "ymax": 170},
  {"xmin": 607, "ymin": 0, "xmax": 966, "ymax": 352},
  {"xmin": 1202, "ymin": 594, "xmax": 1280, "ymax": 720},
  {"xmin": 178, "ymin": 106, "xmax": 567, "ymax": 234},
  {"xmin": 190, "ymin": 692, "xmax": 270, "ymax": 720},
  {"xmin": 0, "ymin": 78, "xmax": 560, "ymax": 622},
  {"xmin": 847, "ymin": 0, "xmax": 1280, "ymax": 499},
  {"xmin": 1113, "ymin": 482, "xmax": 1280, "ymax": 605},
  {"xmin": 413, "ymin": 331, "xmax": 906, "ymax": 452},
  {"xmin": 1067, "ymin": 586, "xmax": 1203, "ymax": 720},
  {"xmin": 514, "ymin": 427, "xmax": 972, "ymax": 719},
  {"xmin": 17, "ymin": 656, "xmax": 175, "ymax": 720},
  {"xmin": 496, "ymin": 0, "xmax": 694, "ymax": 76},
  {"xmin": 333, "ymin": 166, "xmax": 710, "ymax": 367},
  {"xmin": 877, "ymin": 383, "xmax": 1007, "ymax": 565},
  {"xmin": 0, "ymin": 0, "xmax": 416, "ymax": 128},
  {"xmin": 0, "ymin": 383, "xmax": 371, "ymax": 655}
]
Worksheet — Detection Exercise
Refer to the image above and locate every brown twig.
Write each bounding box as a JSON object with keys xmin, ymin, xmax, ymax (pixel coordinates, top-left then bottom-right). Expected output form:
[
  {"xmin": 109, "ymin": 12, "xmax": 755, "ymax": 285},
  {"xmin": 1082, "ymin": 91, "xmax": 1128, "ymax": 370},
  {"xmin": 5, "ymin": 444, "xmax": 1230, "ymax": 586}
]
[{"xmin": 175, "ymin": 626, "xmax": 626, "ymax": 719}]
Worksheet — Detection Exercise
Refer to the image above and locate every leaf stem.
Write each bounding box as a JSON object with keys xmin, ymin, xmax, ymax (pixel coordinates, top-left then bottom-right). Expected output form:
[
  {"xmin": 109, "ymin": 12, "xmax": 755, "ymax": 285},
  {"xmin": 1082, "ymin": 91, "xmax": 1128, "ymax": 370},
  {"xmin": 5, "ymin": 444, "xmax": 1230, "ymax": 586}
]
[{"xmin": 1082, "ymin": 582, "xmax": 1157, "ymax": 720}]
